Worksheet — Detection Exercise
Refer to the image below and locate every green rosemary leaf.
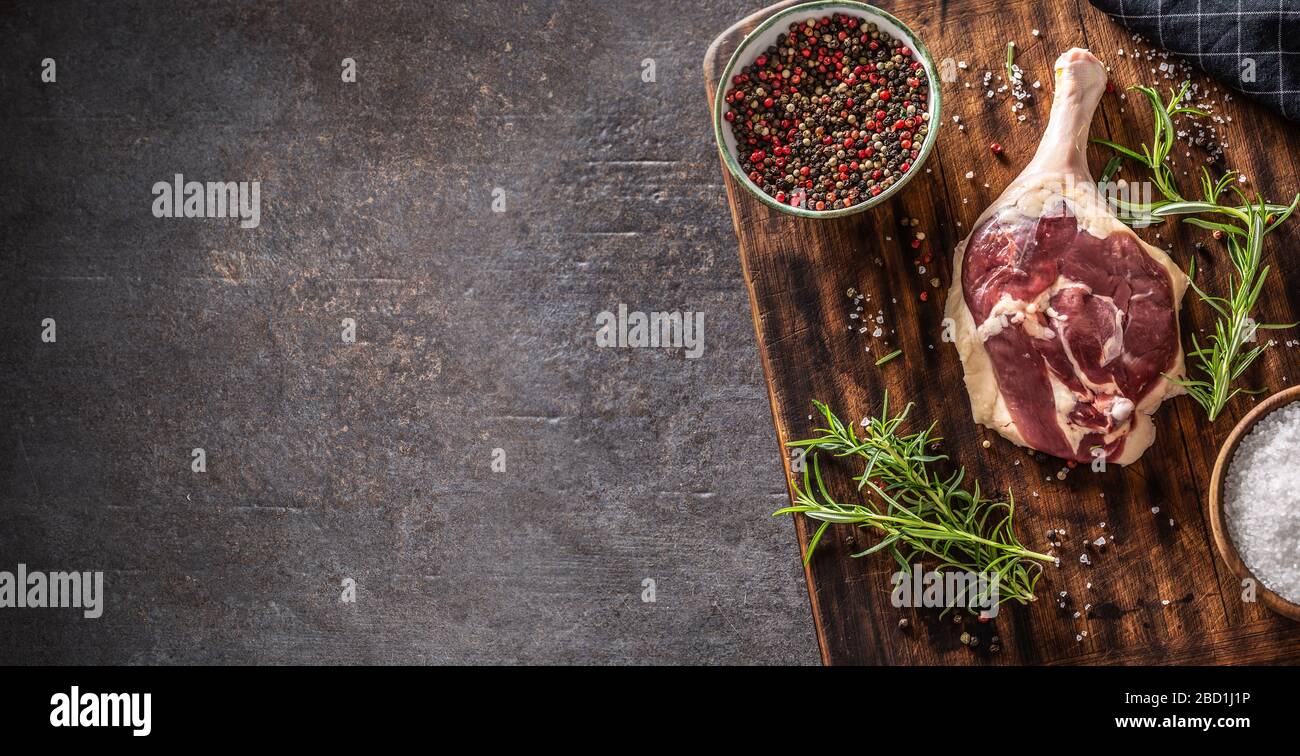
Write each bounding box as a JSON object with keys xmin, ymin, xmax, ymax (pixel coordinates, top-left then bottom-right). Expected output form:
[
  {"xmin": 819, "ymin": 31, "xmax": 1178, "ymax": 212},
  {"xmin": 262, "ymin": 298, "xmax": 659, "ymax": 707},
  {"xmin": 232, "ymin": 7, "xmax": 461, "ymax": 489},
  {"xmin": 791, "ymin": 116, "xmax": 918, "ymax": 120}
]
[
  {"xmin": 874, "ymin": 349, "xmax": 903, "ymax": 366},
  {"xmin": 852, "ymin": 532, "xmax": 902, "ymax": 558},
  {"xmin": 1099, "ymin": 155, "xmax": 1124, "ymax": 185},
  {"xmin": 1099, "ymin": 86, "xmax": 1296, "ymax": 420},
  {"xmin": 805, "ymin": 520, "xmax": 832, "ymax": 566},
  {"xmin": 1182, "ymin": 217, "xmax": 1246, "ymax": 237},
  {"xmin": 777, "ymin": 398, "xmax": 1055, "ymax": 612},
  {"xmin": 1092, "ymin": 139, "xmax": 1146, "ymax": 162}
]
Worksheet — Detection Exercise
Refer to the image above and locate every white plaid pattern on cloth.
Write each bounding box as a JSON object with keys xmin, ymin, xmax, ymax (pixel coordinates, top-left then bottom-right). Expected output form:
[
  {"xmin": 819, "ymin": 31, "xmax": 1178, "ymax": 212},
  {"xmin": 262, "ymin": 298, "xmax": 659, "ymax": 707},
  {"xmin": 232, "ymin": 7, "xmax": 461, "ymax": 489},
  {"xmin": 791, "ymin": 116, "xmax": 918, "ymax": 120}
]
[{"xmin": 1090, "ymin": 0, "xmax": 1300, "ymax": 121}]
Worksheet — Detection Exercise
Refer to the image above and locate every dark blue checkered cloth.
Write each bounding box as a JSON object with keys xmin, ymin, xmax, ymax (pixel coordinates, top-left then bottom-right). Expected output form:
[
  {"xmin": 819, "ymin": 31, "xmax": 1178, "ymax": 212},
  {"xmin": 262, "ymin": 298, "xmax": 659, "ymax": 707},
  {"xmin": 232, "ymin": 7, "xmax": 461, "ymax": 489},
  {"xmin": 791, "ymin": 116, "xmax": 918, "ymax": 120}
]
[{"xmin": 1089, "ymin": 0, "xmax": 1300, "ymax": 121}]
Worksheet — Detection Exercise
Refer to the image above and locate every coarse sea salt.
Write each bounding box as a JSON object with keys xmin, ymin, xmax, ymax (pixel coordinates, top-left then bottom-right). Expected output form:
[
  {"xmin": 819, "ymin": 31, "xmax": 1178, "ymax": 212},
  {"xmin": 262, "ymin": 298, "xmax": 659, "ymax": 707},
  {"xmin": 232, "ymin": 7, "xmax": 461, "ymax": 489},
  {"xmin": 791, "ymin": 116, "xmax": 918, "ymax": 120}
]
[{"xmin": 1224, "ymin": 402, "xmax": 1300, "ymax": 604}]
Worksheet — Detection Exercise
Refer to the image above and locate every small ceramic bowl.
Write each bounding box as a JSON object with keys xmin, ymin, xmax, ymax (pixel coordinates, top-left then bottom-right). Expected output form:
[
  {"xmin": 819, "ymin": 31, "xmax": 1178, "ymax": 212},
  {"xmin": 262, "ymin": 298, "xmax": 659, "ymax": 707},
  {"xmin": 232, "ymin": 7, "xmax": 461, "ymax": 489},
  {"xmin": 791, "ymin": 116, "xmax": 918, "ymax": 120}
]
[
  {"xmin": 1208, "ymin": 385, "xmax": 1300, "ymax": 622},
  {"xmin": 712, "ymin": 1, "xmax": 942, "ymax": 219}
]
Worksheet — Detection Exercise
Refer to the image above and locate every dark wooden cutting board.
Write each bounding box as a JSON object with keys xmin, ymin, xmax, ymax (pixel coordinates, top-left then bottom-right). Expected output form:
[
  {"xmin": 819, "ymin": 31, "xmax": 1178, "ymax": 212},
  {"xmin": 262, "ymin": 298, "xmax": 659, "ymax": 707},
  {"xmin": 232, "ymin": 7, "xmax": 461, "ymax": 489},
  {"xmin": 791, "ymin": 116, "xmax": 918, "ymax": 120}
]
[{"xmin": 706, "ymin": 0, "xmax": 1300, "ymax": 664}]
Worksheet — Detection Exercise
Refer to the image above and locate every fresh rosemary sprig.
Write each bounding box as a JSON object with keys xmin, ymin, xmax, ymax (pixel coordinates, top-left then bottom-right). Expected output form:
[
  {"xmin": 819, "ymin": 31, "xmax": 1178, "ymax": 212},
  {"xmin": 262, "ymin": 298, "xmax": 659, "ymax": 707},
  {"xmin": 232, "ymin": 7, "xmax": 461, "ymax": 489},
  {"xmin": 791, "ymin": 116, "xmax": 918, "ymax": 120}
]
[
  {"xmin": 1093, "ymin": 82, "xmax": 1299, "ymax": 420},
  {"xmin": 775, "ymin": 398, "xmax": 1054, "ymax": 611}
]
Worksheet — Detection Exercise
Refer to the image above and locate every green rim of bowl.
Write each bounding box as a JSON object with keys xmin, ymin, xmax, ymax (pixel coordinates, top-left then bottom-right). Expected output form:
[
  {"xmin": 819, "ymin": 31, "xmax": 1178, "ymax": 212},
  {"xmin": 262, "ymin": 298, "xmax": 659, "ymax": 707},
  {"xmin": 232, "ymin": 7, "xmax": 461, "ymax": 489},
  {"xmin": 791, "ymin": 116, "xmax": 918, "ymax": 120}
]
[{"xmin": 712, "ymin": 1, "xmax": 943, "ymax": 219}]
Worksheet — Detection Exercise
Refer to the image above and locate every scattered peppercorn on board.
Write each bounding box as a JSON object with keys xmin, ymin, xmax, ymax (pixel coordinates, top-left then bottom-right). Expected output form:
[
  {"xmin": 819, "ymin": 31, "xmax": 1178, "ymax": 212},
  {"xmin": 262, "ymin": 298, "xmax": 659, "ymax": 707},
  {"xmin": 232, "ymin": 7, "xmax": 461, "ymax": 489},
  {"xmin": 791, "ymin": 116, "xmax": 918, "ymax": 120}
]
[{"xmin": 707, "ymin": 0, "xmax": 1300, "ymax": 665}]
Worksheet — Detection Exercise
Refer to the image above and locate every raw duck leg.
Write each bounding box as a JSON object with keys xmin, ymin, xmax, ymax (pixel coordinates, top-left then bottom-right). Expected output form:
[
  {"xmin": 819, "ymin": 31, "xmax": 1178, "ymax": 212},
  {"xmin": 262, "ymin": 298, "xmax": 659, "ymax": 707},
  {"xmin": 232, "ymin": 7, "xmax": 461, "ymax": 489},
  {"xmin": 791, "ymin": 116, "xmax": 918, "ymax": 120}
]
[{"xmin": 944, "ymin": 49, "xmax": 1187, "ymax": 466}]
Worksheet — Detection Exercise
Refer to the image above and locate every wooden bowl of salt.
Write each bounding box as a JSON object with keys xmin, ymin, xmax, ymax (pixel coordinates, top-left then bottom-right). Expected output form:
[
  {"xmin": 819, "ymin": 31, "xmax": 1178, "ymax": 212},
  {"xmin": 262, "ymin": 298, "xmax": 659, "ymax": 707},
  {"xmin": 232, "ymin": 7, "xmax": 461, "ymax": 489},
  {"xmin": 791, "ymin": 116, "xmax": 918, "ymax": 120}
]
[{"xmin": 1209, "ymin": 385, "xmax": 1300, "ymax": 622}]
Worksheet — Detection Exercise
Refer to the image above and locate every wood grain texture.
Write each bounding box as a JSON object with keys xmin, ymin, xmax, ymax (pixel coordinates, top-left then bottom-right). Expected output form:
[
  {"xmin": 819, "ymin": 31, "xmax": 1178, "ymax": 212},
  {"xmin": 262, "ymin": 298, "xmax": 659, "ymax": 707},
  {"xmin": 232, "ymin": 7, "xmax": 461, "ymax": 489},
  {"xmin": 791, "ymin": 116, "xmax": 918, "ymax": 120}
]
[{"xmin": 707, "ymin": 0, "xmax": 1300, "ymax": 665}]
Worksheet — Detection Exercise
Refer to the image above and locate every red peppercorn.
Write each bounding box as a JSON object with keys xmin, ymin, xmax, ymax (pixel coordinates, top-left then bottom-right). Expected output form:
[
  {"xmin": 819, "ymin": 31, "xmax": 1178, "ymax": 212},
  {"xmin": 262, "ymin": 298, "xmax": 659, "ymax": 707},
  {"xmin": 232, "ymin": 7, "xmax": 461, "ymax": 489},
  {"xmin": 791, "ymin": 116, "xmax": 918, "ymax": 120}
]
[
  {"xmin": 990, "ymin": 142, "xmax": 1003, "ymax": 155},
  {"xmin": 919, "ymin": 291, "xmax": 929, "ymax": 302},
  {"xmin": 910, "ymin": 239, "xmax": 921, "ymax": 249},
  {"xmin": 723, "ymin": 14, "xmax": 928, "ymax": 212}
]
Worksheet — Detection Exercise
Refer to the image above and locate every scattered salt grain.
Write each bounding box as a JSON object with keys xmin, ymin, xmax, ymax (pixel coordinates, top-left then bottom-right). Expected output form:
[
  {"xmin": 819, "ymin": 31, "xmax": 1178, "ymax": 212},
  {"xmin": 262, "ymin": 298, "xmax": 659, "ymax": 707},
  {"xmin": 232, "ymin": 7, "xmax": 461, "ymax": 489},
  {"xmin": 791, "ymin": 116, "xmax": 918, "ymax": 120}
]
[{"xmin": 1223, "ymin": 402, "xmax": 1300, "ymax": 604}]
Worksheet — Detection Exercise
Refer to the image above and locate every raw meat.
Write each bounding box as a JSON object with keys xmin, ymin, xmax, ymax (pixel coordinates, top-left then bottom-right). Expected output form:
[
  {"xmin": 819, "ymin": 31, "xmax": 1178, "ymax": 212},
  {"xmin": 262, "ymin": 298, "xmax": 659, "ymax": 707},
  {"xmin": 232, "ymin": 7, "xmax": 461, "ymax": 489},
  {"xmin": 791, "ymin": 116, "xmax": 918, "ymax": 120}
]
[{"xmin": 944, "ymin": 49, "xmax": 1187, "ymax": 465}]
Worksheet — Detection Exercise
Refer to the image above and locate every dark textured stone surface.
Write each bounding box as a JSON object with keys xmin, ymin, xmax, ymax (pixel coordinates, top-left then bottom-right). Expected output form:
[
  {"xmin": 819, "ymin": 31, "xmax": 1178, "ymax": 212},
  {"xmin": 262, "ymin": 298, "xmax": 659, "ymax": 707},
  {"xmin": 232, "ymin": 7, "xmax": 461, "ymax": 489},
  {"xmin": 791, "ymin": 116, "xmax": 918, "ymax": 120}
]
[{"xmin": 0, "ymin": 0, "xmax": 817, "ymax": 664}]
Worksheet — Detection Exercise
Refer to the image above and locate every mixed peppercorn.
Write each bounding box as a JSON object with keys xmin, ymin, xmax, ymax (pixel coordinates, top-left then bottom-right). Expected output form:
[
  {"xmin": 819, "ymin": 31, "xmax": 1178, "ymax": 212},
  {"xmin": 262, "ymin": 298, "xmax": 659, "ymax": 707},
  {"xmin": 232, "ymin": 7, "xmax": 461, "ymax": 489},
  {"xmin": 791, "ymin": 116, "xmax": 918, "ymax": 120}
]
[{"xmin": 724, "ymin": 14, "xmax": 931, "ymax": 212}]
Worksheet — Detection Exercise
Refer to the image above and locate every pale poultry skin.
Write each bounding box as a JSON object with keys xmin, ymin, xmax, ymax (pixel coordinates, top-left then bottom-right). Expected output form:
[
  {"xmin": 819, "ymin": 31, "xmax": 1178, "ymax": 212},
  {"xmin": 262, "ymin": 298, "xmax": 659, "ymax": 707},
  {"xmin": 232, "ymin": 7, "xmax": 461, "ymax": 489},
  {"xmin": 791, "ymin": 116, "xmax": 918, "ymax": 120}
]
[{"xmin": 945, "ymin": 49, "xmax": 1187, "ymax": 466}]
